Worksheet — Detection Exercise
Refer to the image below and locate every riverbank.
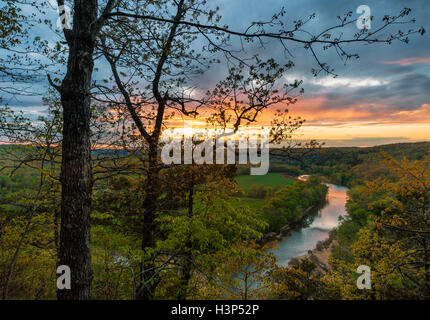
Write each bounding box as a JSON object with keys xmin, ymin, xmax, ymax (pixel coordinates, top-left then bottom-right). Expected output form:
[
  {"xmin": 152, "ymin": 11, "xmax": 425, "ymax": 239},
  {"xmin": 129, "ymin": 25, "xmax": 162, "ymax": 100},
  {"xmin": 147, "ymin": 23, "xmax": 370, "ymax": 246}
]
[
  {"xmin": 261, "ymin": 177, "xmax": 329, "ymax": 235},
  {"xmin": 262, "ymin": 205, "xmax": 316, "ymax": 243},
  {"xmin": 272, "ymin": 184, "xmax": 348, "ymax": 267},
  {"xmin": 288, "ymin": 238, "xmax": 337, "ymax": 275}
]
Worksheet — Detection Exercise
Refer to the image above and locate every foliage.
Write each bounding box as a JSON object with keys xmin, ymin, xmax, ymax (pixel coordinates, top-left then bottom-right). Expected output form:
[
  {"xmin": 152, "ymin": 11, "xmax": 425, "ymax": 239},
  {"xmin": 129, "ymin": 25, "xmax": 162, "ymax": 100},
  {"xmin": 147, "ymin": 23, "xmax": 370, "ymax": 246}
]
[
  {"xmin": 327, "ymin": 151, "xmax": 430, "ymax": 299},
  {"xmin": 262, "ymin": 177, "xmax": 328, "ymax": 232},
  {"xmin": 267, "ymin": 260, "xmax": 329, "ymax": 300},
  {"xmin": 155, "ymin": 179, "xmax": 268, "ymax": 299}
]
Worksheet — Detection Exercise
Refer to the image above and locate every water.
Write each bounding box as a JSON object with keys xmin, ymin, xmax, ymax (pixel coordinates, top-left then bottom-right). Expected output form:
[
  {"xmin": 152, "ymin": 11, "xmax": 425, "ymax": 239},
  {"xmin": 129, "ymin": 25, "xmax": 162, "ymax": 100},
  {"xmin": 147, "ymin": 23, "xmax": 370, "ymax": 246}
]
[{"xmin": 273, "ymin": 183, "xmax": 349, "ymax": 266}]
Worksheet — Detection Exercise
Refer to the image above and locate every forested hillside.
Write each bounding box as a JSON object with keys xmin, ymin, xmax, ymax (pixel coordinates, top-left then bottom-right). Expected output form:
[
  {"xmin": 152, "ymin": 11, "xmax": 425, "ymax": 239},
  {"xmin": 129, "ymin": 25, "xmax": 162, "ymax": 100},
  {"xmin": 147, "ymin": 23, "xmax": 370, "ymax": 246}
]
[
  {"xmin": 270, "ymin": 142, "xmax": 430, "ymax": 186},
  {"xmin": 2, "ymin": 141, "xmax": 428, "ymax": 299},
  {"xmin": 324, "ymin": 153, "xmax": 430, "ymax": 299}
]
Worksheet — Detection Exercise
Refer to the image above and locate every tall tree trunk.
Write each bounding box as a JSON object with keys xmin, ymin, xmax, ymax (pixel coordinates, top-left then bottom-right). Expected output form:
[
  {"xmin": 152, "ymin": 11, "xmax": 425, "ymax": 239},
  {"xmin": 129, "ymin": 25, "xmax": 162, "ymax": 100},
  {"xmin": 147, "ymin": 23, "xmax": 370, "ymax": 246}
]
[
  {"xmin": 178, "ymin": 257, "xmax": 193, "ymax": 300},
  {"xmin": 178, "ymin": 174, "xmax": 194, "ymax": 300},
  {"xmin": 134, "ymin": 0, "xmax": 184, "ymax": 300},
  {"xmin": 136, "ymin": 141, "xmax": 161, "ymax": 300},
  {"xmin": 57, "ymin": 0, "xmax": 98, "ymax": 300}
]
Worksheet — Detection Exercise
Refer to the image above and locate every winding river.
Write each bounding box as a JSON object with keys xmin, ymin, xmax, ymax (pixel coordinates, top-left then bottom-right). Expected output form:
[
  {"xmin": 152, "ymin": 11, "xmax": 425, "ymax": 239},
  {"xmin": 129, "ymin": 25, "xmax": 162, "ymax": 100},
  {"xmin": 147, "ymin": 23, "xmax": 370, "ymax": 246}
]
[{"xmin": 273, "ymin": 183, "xmax": 349, "ymax": 267}]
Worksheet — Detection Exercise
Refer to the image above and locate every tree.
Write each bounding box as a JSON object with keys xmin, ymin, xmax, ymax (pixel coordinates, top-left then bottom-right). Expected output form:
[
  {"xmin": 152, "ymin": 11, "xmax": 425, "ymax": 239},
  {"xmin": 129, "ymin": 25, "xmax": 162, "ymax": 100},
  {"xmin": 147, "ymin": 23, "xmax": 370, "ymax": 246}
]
[
  {"xmin": 262, "ymin": 178, "xmax": 328, "ymax": 232},
  {"xmin": 0, "ymin": 0, "xmax": 35, "ymax": 96},
  {"xmin": 2, "ymin": 0, "xmax": 126, "ymax": 299},
  {"xmin": 372, "ymin": 153, "xmax": 430, "ymax": 298},
  {"xmin": 0, "ymin": 100, "xmax": 62, "ymax": 300},
  {"xmin": 248, "ymin": 185, "xmax": 267, "ymax": 199},
  {"xmin": 1, "ymin": 0, "xmax": 424, "ymax": 300},
  {"xmin": 268, "ymin": 260, "xmax": 328, "ymax": 300},
  {"xmin": 196, "ymin": 240, "xmax": 277, "ymax": 300},
  {"xmin": 325, "ymin": 153, "xmax": 430, "ymax": 299},
  {"xmin": 47, "ymin": 0, "xmax": 119, "ymax": 300},
  {"xmin": 99, "ymin": 0, "xmax": 304, "ymax": 299},
  {"xmin": 97, "ymin": 1, "xmax": 422, "ymax": 300},
  {"xmin": 155, "ymin": 170, "xmax": 267, "ymax": 299}
]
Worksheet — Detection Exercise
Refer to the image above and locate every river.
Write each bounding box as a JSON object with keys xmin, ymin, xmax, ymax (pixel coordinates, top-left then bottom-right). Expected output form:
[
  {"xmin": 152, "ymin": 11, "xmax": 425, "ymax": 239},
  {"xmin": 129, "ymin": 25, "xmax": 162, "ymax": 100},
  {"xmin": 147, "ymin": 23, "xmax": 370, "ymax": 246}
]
[{"xmin": 273, "ymin": 183, "xmax": 349, "ymax": 267}]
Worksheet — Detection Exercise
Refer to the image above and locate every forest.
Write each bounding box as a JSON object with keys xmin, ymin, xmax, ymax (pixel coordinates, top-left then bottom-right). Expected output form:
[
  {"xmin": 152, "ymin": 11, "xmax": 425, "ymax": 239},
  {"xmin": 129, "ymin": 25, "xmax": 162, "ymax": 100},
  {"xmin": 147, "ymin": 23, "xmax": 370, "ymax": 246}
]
[
  {"xmin": 1, "ymin": 142, "xmax": 429, "ymax": 300},
  {"xmin": 0, "ymin": 0, "xmax": 429, "ymax": 302}
]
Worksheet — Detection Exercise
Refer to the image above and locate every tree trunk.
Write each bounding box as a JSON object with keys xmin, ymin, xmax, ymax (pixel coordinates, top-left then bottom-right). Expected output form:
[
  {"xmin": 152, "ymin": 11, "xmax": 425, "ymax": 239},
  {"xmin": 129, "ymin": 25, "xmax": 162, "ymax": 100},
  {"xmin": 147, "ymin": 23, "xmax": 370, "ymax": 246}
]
[
  {"xmin": 136, "ymin": 141, "xmax": 161, "ymax": 300},
  {"xmin": 178, "ymin": 258, "xmax": 193, "ymax": 300},
  {"xmin": 57, "ymin": 1, "xmax": 98, "ymax": 300},
  {"xmin": 178, "ymin": 175, "xmax": 194, "ymax": 300}
]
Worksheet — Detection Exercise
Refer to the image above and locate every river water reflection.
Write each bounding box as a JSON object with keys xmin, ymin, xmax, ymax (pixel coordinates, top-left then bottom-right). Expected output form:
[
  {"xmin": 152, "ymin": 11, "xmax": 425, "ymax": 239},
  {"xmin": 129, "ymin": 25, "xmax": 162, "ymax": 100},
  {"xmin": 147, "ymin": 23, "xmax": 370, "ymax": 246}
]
[{"xmin": 273, "ymin": 183, "xmax": 349, "ymax": 266}]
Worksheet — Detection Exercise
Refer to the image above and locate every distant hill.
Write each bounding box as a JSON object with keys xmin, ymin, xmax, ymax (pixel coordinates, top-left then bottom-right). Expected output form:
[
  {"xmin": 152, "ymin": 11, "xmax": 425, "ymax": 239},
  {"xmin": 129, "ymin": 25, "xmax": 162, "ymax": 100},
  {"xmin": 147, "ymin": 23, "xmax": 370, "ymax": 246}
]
[
  {"xmin": 2, "ymin": 141, "xmax": 429, "ymax": 188},
  {"xmin": 270, "ymin": 141, "xmax": 430, "ymax": 187}
]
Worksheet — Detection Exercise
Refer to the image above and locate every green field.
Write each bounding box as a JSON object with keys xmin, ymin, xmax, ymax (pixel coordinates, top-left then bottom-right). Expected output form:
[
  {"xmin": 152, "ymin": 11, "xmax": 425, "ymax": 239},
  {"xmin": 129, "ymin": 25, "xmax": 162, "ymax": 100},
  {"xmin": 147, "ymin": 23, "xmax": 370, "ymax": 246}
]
[{"xmin": 235, "ymin": 173, "xmax": 296, "ymax": 193}]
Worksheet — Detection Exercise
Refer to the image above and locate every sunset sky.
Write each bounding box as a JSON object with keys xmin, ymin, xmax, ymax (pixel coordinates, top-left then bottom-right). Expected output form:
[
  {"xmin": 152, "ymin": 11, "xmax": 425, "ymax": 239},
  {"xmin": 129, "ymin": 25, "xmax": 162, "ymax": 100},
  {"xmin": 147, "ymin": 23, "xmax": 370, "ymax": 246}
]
[
  {"xmin": 2, "ymin": 0, "xmax": 430, "ymax": 147},
  {"xmin": 217, "ymin": 0, "xmax": 430, "ymax": 146}
]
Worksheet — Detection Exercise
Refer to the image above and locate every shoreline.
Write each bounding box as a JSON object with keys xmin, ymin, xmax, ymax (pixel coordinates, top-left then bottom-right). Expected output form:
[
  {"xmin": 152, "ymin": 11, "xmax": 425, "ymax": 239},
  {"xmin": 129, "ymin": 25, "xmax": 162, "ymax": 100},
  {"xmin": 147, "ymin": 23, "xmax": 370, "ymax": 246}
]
[
  {"xmin": 288, "ymin": 237, "xmax": 336, "ymax": 275},
  {"xmin": 272, "ymin": 182, "xmax": 348, "ymax": 272},
  {"xmin": 261, "ymin": 183, "xmax": 329, "ymax": 244},
  {"xmin": 261, "ymin": 205, "xmax": 315, "ymax": 243}
]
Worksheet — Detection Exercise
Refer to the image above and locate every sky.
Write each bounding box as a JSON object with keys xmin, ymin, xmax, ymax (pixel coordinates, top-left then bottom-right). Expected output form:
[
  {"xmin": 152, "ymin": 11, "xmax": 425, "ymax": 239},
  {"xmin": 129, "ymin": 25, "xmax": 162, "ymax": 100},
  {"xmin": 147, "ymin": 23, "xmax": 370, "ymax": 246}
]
[
  {"xmin": 215, "ymin": 0, "xmax": 430, "ymax": 147},
  {"xmin": 1, "ymin": 0, "xmax": 429, "ymax": 147}
]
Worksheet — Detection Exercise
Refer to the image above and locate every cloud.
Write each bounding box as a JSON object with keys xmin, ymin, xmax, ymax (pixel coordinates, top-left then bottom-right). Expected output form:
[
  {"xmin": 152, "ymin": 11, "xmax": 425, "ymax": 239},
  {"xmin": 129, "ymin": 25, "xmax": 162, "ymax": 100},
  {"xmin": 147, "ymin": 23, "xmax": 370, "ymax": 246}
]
[
  {"xmin": 382, "ymin": 57, "xmax": 430, "ymax": 66},
  {"xmin": 291, "ymin": 72, "xmax": 430, "ymax": 117},
  {"xmin": 393, "ymin": 103, "xmax": 430, "ymax": 120},
  {"xmin": 2, "ymin": 0, "xmax": 430, "ymax": 148}
]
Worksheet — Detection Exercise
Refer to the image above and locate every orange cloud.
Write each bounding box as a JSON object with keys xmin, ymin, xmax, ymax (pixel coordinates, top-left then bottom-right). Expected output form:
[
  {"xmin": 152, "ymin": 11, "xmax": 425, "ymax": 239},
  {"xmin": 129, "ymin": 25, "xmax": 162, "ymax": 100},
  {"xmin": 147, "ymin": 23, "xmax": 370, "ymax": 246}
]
[
  {"xmin": 255, "ymin": 97, "xmax": 430, "ymax": 144},
  {"xmin": 286, "ymin": 96, "xmax": 377, "ymax": 123},
  {"xmin": 382, "ymin": 57, "xmax": 430, "ymax": 66}
]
